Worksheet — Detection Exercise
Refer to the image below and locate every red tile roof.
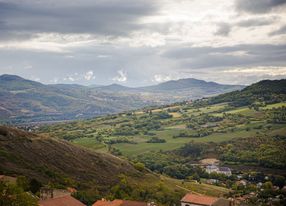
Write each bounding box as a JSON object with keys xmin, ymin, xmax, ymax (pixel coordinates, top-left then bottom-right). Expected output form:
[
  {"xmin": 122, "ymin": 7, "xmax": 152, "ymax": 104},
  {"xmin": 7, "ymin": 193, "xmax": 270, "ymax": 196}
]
[
  {"xmin": 93, "ymin": 199, "xmax": 147, "ymax": 206},
  {"xmin": 39, "ymin": 195, "xmax": 85, "ymax": 206},
  {"xmin": 93, "ymin": 200, "xmax": 123, "ymax": 206},
  {"xmin": 181, "ymin": 193, "xmax": 218, "ymax": 206},
  {"xmin": 120, "ymin": 200, "xmax": 148, "ymax": 206}
]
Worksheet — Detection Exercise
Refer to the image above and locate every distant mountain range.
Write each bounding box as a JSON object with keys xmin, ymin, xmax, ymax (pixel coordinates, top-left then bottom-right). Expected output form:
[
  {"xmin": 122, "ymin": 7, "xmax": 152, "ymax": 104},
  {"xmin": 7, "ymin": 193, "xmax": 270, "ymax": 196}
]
[
  {"xmin": 95, "ymin": 78, "xmax": 243, "ymax": 93},
  {"xmin": 0, "ymin": 74, "xmax": 244, "ymax": 123}
]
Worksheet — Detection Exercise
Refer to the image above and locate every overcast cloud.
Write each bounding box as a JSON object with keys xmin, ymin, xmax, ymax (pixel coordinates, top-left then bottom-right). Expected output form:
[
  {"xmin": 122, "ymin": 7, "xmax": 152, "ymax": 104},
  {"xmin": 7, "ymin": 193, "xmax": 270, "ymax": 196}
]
[{"xmin": 0, "ymin": 0, "xmax": 285, "ymax": 86}]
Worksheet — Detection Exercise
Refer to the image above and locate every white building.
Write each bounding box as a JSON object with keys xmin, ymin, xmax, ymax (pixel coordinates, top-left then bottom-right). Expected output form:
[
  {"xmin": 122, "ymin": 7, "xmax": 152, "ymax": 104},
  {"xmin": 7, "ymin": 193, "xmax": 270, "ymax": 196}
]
[
  {"xmin": 205, "ymin": 165, "xmax": 232, "ymax": 176},
  {"xmin": 206, "ymin": 165, "xmax": 219, "ymax": 174},
  {"xmin": 218, "ymin": 167, "xmax": 232, "ymax": 176}
]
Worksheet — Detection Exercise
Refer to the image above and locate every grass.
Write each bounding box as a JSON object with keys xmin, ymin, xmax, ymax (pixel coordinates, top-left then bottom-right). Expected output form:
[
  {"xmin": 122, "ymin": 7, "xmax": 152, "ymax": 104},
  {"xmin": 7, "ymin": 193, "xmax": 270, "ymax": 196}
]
[
  {"xmin": 39, "ymin": 102, "xmax": 286, "ymax": 157},
  {"xmin": 72, "ymin": 137, "xmax": 106, "ymax": 150},
  {"xmin": 262, "ymin": 102, "xmax": 286, "ymax": 109},
  {"xmin": 159, "ymin": 176, "xmax": 230, "ymax": 197},
  {"xmin": 169, "ymin": 112, "xmax": 182, "ymax": 118},
  {"xmin": 112, "ymin": 122, "xmax": 286, "ymax": 156},
  {"xmin": 225, "ymin": 107, "xmax": 256, "ymax": 116},
  {"xmin": 113, "ymin": 130, "xmax": 239, "ymax": 156},
  {"xmin": 197, "ymin": 103, "xmax": 227, "ymax": 113}
]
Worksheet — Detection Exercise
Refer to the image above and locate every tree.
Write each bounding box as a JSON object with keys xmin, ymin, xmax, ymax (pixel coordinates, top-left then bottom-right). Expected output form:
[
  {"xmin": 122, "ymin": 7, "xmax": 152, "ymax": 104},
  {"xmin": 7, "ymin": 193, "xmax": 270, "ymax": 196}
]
[
  {"xmin": 262, "ymin": 181, "xmax": 273, "ymax": 190},
  {"xmin": 16, "ymin": 176, "xmax": 29, "ymax": 191},
  {"xmin": 0, "ymin": 181, "xmax": 38, "ymax": 206},
  {"xmin": 29, "ymin": 179, "xmax": 42, "ymax": 194},
  {"xmin": 134, "ymin": 162, "xmax": 145, "ymax": 172},
  {"xmin": 273, "ymin": 175, "xmax": 285, "ymax": 188}
]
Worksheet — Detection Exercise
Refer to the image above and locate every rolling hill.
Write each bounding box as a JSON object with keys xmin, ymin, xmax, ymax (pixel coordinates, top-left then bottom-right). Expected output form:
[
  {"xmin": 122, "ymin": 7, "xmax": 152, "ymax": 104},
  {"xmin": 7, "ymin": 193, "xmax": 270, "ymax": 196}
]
[
  {"xmin": 208, "ymin": 79, "xmax": 286, "ymax": 106},
  {"xmin": 0, "ymin": 126, "xmax": 230, "ymax": 205},
  {"xmin": 39, "ymin": 79, "xmax": 286, "ymax": 172},
  {"xmin": 35, "ymin": 79, "xmax": 286, "ymax": 205},
  {"xmin": 0, "ymin": 125, "xmax": 138, "ymax": 189},
  {"xmin": 0, "ymin": 74, "xmax": 243, "ymax": 123}
]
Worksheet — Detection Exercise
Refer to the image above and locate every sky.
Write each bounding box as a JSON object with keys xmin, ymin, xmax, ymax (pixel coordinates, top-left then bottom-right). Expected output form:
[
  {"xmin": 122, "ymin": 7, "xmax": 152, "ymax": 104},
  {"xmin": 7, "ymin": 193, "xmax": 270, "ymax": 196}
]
[{"xmin": 0, "ymin": 0, "xmax": 286, "ymax": 86}]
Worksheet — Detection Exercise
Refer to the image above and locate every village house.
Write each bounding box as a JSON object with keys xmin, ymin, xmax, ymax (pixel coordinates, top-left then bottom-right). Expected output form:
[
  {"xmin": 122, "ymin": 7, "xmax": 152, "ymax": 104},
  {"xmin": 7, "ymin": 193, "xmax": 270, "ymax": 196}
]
[
  {"xmin": 218, "ymin": 167, "xmax": 232, "ymax": 176},
  {"xmin": 206, "ymin": 165, "xmax": 219, "ymax": 174},
  {"xmin": 206, "ymin": 179, "xmax": 219, "ymax": 185},
  {"xmin": 39, "ymin": 187, "xmax": 85, "ymax": 206},
  {"xmin": 205, "ymin": 165, "xmax": 232, "ymax": 176},
  {"xmin": 236, "ymin": 180, "xmax": 247, "ymax": 187},
  {"xmin": 181, "ymin": 193, "xmax": 233, "ymax": 206},
  {"xmin": 92, "ymin": 199, "xmax": 150, "ymax": 206},
  {"xmin": 39, "ymin": 195, "xmax": 86, "ymax": 206}
]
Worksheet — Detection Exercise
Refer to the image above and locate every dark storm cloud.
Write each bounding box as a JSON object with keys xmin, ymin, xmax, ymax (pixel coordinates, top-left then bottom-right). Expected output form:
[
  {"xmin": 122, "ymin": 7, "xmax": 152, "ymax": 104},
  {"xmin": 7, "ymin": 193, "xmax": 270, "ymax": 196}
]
[
  {"xmin": 214, "ymin": 23, "xmax": 231, "ymax": 36},
  {"xmin": 214, "ymin": 17, "xmax": 277, "ymax": 37},
  {"xmin": 237, "ymin": 18, "xmax": 276, "ymax": 27},
  {"xmin": 269, "ymin": 24, "xmax": 286, "ymax": 36},
  {"xmin": 0, "ymin": 0, "xmax": 157, "ymax": 40},
  {"xmin": 163, "ymin": 44, "xmax": 286, "ymax": 69},
  {"xmin": 235, "ymin": 0, "xmax": 286, "ymax": 13}
]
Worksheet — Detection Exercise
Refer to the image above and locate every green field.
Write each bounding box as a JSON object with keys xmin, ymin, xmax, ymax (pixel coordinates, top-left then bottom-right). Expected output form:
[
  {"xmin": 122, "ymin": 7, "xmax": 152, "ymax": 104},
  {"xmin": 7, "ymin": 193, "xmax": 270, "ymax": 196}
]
[
  {"xmin": 262, "ymin": 102, "xmax": 286, "ymax": 109},
  {"xmin": 39, "ymin": 101, "xmax": 286, "ymax": 158}
]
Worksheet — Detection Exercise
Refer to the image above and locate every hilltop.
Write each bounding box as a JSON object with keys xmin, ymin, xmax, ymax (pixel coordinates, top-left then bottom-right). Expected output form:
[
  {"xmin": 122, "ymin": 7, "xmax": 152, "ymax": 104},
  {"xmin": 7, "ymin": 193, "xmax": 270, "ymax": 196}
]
[
  {"xmin": 209, "ymin": 79, "xmax": 286, "ymax": 106},
  {"xmin": 0, "ymin": 74, "xmax": 243, "ymax": 123},
  {"xmin": 140, "ymin": 78, "xmax": 237, "ymax": 91}
]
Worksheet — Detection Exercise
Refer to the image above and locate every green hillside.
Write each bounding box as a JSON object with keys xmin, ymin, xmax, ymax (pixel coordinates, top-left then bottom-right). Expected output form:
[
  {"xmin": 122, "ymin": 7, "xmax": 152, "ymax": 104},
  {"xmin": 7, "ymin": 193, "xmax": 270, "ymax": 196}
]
[
  {"xmin": 34, "ymin": 79, "xmax": 286, "ymax": 204},
  {"xmin": 38, "ymin": 79, "xmax": 286, "ymax": 172},
  {"xmin": 208, "ymin": 79, "xmax": 286, "ymax": 107},
  {"xmin": 0, "ymin": 126, "xmax": 231, "ymax": 205}
]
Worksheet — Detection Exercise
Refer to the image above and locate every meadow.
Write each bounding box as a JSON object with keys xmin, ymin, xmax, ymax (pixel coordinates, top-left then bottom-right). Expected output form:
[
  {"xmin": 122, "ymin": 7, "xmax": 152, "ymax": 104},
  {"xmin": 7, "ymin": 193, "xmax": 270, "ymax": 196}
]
[{"xmin": 39, "ymin": 101, "xmax": 286, "ymax": 158}]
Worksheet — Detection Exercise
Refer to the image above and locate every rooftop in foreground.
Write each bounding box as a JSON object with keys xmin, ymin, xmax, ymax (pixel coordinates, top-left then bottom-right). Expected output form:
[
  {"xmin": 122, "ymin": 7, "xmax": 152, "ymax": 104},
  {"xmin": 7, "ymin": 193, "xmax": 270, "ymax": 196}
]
[
  {"xmin": 93, "ymin": 199, "xmax": 148, "ymax": 206},
  {"xmin": 181, "ymin": 193, "xmax": 218, "ymax": 206},
  {"xmin": 39, "ymin": 195, "xmax": 85, "ymax": 206}
]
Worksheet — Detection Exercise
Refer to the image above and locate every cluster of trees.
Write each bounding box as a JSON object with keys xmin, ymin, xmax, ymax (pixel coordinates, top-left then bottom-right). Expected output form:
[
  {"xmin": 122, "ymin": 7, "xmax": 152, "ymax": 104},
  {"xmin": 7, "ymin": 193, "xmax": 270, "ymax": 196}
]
[
  {"xmin": 186, "ymin": 114, "xmax": 223, "ymax": 128},
  {"xmin": 136, "ymin": 149, "xmax": 229, "ymax": 180},
  {"xmin": 73, "ymin": 169, "xmax": 184, "ymax": 206},
  {"xmin": 136, "ymin": 142, "xmax": 211, "ymax": 179},
  {"xmin": 0, "ymin": 176, "xmax": 42, "ymax": 206},
  {"xmin": 146, "ymin": 137, "xmax": 166, "ymax": 143},
  {"xmin": 113, "ymin": 126, "xmax": 139, "ymax": 136},
  {"xmin": 133, "ymin": 119, "xmax": 161, "ymax": 131},
  {"xmin": 189, "ymin": 129, "xmax": 213, "ymax": 137},
  {"xmin": 175, "ymin": 142, "xmax": 206, "ymax": 157},
  {"xmin": 219, "ymin": 136, "xmax": 286, "ymax": 169},
  {"xmin": 106, "ymin": 175, "xmax": 183, "ymax": 206},
  {"xmin": 268, "ymin": 107, "xmax": 286, "ymax": 124},
  {"xmin": 173, "ymin": 131, "xmax": 192, "ymax": 138},
  {"xmin": 152, "ymin": 111, "xmax": 173, "ymax": 119},
  {"xmin": 0, "ymin": 181, "xmax": 38, "ymax": 206}
]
